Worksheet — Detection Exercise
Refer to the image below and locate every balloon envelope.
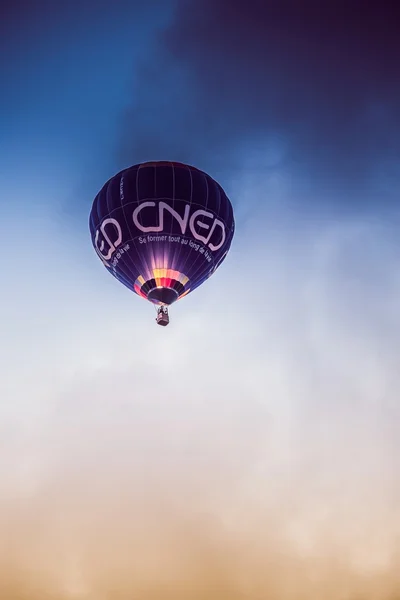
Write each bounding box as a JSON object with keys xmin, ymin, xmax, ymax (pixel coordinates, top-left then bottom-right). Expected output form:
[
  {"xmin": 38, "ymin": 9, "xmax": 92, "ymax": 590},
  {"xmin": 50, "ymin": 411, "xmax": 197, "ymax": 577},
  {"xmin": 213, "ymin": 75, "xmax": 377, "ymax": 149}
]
[{"xmin": 89, "ymin": 161, "xmax": 235, "ymax": 306}]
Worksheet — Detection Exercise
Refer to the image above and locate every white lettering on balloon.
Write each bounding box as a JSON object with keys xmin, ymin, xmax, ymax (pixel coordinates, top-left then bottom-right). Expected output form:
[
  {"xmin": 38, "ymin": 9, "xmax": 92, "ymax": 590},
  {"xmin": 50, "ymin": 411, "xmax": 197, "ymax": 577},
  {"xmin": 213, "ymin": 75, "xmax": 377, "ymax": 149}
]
[
  {"xmin": 94, "ymin": 201, "xmax": 228, "ymax": 266},
  {"xmin": 132, "ymin": 201, "xmax": 225, "ymax": 250},
  {"xmin": 94, "ymin": 218, "xmax": 123, "ymax": 265}
]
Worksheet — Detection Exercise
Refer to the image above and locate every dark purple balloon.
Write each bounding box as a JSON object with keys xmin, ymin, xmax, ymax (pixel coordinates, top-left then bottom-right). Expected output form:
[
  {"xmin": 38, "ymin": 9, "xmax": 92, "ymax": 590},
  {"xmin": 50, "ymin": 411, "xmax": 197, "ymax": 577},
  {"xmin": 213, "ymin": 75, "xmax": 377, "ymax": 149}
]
[{"xmin": 89, "ymin": 161, "xmax": 235, "ymax": 306}]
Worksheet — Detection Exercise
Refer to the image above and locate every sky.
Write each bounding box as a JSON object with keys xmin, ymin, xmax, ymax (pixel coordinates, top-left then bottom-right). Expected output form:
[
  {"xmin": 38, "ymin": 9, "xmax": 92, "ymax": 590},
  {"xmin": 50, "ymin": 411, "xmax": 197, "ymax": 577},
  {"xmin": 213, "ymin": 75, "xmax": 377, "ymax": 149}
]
[{"xmin": 1, "ymin": 1, "xmax": 400, "ymax": 598}]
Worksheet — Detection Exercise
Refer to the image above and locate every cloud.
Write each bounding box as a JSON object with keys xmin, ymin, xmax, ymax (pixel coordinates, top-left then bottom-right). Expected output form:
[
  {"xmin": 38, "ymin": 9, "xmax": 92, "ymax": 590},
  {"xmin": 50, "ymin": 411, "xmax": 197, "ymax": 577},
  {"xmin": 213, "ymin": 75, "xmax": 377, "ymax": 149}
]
[
  {"xmin": 119, "ymin": 0, "xmax": 400, "ymax": 205},
  {"xmin": 2, "ymin": 3, "xmax": 400, "ymax": 596},
  {"xmin": 1, "ymin": 184, "xmax": 400, "ymax": 598}
]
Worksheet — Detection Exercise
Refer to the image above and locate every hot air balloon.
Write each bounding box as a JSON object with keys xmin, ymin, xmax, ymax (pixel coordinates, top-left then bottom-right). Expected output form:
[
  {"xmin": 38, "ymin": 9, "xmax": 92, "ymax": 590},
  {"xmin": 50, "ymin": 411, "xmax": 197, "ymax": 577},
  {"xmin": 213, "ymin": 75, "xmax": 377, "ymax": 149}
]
[{"xmin": 89, "ymin": 161, "xmax": 235, "ymax": 326}]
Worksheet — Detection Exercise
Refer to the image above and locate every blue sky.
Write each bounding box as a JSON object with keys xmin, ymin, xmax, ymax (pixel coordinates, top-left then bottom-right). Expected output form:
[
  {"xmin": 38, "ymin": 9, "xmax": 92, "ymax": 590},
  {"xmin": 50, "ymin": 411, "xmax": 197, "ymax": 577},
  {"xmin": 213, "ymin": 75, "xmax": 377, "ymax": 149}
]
[{"xmin": 1, "ymin": 2, "xmax": 400, "ymax": 598}]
